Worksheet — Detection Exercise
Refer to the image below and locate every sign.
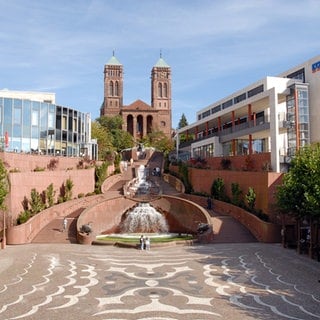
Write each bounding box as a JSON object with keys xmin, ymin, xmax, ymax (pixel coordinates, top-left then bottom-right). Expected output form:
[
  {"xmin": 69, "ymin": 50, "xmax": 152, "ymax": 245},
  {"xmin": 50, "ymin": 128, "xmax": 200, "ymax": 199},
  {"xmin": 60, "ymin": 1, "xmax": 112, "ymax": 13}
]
[{"xmin": 312, "ymin": 60, "xmax": 320, "ymax": 73}]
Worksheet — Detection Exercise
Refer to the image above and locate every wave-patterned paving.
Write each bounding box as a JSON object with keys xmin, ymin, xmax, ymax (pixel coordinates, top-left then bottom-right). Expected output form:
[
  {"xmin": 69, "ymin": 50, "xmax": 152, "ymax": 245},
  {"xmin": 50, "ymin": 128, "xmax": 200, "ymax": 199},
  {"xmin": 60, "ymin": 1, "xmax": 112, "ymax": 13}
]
[{"xmin": 0, "ymin": 243, "xmax": 319, "ymax": 320}]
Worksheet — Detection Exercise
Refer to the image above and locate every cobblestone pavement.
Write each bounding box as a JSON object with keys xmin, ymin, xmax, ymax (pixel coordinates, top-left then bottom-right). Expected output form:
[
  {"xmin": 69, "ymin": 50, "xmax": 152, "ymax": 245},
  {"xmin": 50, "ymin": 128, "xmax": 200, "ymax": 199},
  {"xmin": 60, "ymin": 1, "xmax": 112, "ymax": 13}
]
[{"xmin": 0, "ymin": 243, "xmax": 319, "ymax": 320}]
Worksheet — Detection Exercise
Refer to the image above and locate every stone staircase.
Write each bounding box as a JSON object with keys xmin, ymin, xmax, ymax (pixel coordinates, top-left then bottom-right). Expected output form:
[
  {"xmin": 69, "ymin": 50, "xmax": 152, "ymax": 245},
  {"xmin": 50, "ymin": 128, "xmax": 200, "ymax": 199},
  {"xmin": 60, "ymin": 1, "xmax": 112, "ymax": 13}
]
[
  {"xmin": 32, "ymin": 151, "xmax": 257, "ymax": 244},
  {"xmin": 209, "ymin": 212, "xmax": 257, "ymax": 243}
]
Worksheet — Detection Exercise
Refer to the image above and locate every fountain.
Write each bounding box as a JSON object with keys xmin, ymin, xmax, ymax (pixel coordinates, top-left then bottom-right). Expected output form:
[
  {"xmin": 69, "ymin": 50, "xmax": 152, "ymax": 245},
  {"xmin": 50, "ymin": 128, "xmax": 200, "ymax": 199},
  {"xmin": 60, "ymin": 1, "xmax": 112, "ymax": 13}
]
[
  {"xmin": 120, "ymin": 203, "xmax": 169, "ymax": 234},
  {"xmin": 125, "ymin": 164, "xmax": 160, "ymax": 198}
]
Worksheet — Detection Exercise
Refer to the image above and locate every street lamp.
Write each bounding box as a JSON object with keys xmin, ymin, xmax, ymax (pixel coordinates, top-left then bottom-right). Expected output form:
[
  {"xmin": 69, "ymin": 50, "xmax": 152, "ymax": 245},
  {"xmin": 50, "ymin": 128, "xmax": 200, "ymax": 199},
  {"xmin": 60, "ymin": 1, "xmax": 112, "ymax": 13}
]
[{"xmin": 1, "ymin": 210, "xmax": 5, "ymax": 249}]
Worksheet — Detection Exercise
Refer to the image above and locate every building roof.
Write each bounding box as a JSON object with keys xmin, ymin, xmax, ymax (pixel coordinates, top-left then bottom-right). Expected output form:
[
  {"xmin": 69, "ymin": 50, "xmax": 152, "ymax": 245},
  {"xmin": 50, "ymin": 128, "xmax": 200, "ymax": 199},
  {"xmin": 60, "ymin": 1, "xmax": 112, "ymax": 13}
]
[
  {"xmin": 154, "ymin": 57, "xmax": 170, "ymax": 68},
  {"xmin": 122, "ymin": 99, "xmax": 153, "ymax": 111},
  {"xmin": 106, "ymin": 55, "xmax": 122, "ymax": 66}
]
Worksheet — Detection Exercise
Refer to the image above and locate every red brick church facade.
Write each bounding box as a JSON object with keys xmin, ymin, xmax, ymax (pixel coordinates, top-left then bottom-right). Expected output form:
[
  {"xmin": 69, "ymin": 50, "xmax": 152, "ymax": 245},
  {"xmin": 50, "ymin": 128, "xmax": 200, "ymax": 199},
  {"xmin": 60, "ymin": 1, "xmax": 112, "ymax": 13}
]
[{"xmin": 100, "ymin": 54, "xmax": 172, "ymax": 140}]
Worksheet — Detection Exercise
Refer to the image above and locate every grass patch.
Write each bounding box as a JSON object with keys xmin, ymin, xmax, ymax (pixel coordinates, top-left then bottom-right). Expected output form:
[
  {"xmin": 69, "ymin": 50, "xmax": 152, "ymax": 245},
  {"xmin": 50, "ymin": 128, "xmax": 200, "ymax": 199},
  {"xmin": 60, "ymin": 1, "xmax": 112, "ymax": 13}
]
[{"xmin": 96, "ymin": 234, "xmax": 194, "ymax": 244}]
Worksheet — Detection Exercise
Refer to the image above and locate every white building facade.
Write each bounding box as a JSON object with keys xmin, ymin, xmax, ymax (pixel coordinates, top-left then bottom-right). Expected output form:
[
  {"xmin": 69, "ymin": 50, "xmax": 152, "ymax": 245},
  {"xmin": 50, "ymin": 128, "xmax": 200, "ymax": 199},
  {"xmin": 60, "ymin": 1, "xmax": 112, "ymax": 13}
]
[{"xmin": 176, "ymin": 55, "xmax": 320, "ymax": 173}]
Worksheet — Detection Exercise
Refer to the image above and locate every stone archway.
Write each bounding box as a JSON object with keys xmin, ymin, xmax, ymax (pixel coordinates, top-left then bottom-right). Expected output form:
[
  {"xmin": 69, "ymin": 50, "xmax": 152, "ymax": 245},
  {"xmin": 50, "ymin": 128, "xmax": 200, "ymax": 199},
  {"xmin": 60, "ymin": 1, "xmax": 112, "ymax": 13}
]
[
  {"xmin": 137, "ymin": 115, "xmax": 143, "ymax": 139},
  {"xmin": 147, "ymin": 115, "xmax": 153, "ymax": 134},
  {"xmin": 126, "ymin": 115, "xmax": 134, "ymax": 136}
]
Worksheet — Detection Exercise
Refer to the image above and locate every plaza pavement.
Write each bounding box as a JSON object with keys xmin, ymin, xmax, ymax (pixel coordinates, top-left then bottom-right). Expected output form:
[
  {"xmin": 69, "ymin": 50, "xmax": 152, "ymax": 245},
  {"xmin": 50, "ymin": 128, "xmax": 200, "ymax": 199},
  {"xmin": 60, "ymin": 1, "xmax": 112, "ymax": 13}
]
[{"xmin": 0, "ymin": 242, "xmax": 319, "ymax": 320}]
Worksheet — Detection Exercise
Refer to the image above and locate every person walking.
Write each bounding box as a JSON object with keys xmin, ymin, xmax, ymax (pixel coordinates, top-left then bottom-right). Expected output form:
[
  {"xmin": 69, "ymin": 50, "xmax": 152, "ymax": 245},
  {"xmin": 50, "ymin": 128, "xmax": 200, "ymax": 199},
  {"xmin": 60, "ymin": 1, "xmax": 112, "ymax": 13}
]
[
  {"xmin": 140, "ymin": 235, "xmax": 145, "ymax": 250},
  {"xmin": 145, "ymin": 237, "xmax": 150, "ymax": 250},
  {"xmin": 62, "ymin": 217, "xmax": 68, "ymax": 232}
]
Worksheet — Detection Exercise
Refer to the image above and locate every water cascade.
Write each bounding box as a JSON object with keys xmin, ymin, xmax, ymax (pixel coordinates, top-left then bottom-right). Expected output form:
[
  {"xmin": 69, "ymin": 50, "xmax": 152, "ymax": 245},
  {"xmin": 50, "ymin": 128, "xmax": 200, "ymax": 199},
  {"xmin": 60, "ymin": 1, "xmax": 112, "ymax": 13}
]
[{"xmin": 120, "ymin": 203, "xmax": 169, "ymax": 233}]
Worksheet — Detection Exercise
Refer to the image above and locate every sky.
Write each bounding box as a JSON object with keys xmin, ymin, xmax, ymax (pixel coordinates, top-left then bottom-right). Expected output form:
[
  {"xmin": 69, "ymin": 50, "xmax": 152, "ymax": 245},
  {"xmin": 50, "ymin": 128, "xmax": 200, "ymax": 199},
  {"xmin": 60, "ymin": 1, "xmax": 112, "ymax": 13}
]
[{"xmin": 0, "ymin": 0, "xmax": 319, "ymax": 129}]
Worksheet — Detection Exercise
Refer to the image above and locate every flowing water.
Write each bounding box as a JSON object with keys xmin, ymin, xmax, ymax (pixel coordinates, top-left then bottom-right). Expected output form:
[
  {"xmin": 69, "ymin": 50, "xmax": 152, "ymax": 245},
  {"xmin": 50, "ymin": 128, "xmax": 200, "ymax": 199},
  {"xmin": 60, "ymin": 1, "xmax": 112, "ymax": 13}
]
[{"xmin": 120, "ymin": 203, "xmax": 169, "ymax": 233}]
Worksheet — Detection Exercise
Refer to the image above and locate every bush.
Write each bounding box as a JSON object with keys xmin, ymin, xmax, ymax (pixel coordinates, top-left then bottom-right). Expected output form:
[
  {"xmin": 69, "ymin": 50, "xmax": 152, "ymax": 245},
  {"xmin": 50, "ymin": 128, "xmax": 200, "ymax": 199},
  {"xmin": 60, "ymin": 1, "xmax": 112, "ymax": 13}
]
[
  {"xmin": 231, "ymin": 182, "xmax": 243, "ymax": 206},
  {"xmin": 47, "ymin": 158, "xmax": 59, "ymax": 171},
  {"xmin": 211, "ymin": 178, "xmax": 226, "ymax": 201},
  {"xmin": 17, "ymin": 210, "xmax": 31, "ymax": 225},
  {"xmin": 33, "ymin": 166, "xmax": 45, "ymax": 172},
  {"xmin": 246, "ymin": 187, "xmax": 256, "ymax": 211}
]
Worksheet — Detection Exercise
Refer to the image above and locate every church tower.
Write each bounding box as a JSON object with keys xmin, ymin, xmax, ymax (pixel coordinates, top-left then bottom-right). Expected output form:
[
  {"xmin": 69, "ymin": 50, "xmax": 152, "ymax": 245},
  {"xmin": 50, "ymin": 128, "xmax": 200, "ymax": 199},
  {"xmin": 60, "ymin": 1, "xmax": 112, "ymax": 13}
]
[
  {"xmin": 151, "ymin": 54, "xmax": 172, "ymax": 137},
  {"xmin": 100, "ymin": 53, "xmax": 123, "ymax": 116}
]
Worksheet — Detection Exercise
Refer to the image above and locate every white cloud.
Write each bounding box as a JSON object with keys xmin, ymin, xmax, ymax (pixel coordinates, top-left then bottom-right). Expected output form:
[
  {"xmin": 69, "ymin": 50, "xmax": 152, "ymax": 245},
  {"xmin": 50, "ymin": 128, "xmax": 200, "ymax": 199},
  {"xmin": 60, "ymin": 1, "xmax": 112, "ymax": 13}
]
[{"xmin": 0, "ymin": 0, "xmax": 319, "ymax": 127}]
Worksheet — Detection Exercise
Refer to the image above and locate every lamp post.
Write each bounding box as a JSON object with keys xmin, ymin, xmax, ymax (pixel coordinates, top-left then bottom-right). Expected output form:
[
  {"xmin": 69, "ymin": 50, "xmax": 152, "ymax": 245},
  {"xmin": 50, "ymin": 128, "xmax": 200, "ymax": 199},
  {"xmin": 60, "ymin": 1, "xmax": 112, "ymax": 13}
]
[{"xmin": 1, "ymin": 210, "xmax": 5, "ymax": 249}]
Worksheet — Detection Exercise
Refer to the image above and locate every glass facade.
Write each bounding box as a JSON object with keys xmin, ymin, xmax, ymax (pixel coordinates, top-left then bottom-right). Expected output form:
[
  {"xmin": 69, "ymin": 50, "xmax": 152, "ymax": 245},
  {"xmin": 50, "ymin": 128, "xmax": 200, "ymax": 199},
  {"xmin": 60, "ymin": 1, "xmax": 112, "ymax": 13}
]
[
  {"xmin": 193, "ymin": 143, "xmax": 214, "ymax": 159},
  {"xmin": 286, "ymin": 84, "xmax": 310, "ymax": 157},
  {"xmin": 0, "ymin": 96, "xmax": 94, "ymax": 158}
]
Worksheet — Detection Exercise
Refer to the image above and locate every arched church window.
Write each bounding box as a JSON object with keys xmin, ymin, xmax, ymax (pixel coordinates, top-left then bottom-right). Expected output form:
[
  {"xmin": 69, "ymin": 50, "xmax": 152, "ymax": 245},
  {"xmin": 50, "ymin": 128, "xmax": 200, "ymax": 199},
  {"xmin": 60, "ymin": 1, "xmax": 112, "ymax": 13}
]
[
  {"xmin": 115, "ymin": 81, "xmax": 119, "ymax": 96},
  {"xmin": 163, "ymin": 83, "xmax": 167, "ymax": 97},
  {"xmin": 109, "ymin": 81, "xmax": 114, "ymax": 96},
  {"xmin": 161, "ymin": 121, "xmax": 166, "ymax": 127},
  {"xmin": 158, "ymin": 83, "xmax": 162, "ymax": 97}
]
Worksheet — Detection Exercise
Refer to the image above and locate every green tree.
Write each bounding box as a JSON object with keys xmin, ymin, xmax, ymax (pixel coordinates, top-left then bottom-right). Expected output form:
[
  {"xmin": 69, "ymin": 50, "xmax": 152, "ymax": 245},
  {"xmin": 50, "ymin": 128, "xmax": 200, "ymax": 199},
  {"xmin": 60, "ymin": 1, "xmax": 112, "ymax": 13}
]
[
  {"xmin": 112, "ymin": 129, "xmax": 134, "ymax": 152},
  {"xmin": 246, "ymin": 187, "xmax": 256, "ymax": 212},
  {"xmin": 178, "ymin": 162, "xmax": 193, "ymax": 194},
  {"xmin": 46, "ymin": 183, "xmax": 55, "ymax": 208},
  {"xmin": 178, "ymin": 113, "xmax": 188, "ymax": 129},
  {"xmin": 211, "ymin": 178, "xmax": 226, "ymax": 201},
  {"xmin": 65, "ymin": 178, "xmax": 74, "ymax": 201},
  {"xmin": 0, "ymin": 159, "xmax": 8, "ymax": 210},
  {"xmin": 91, "ymin": 121, "xmax": 114, "ymax": 160},
  {"xmin": 29, "ymin": 188, "xmax": 45, "ymax": 215},
  {"xmin": 96, "ymin": 115, "xmax": 134, "ymax": 152},
  {"xmin": 231, "ymin": 182, "xmax": 243, "ymax": 206},
  {"xmin": 97, "ymin": 115, "xmax": 123, "ymax": 131},
  {"xmin": 276, "ymin": 143, "xmax": 320, "ymax": 220},
  {"xmin": 95, "ymin": 161, "xmax": 110, "ymax": 193},
  {"xmin": 142, "ymin": 130, "xmax": 174, "ymax": 155},
  {"xmin": 0, "ymin": 159, "xmax": 9, "ymax": 236}
]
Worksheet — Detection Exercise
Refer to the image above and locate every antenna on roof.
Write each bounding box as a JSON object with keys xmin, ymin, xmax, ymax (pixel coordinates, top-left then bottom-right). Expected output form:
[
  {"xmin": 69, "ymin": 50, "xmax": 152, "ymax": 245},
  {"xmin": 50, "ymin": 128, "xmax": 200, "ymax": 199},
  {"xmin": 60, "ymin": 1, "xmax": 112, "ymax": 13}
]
[
  {"xmin": 113, "ymin": 49, "xmax": 115, "ymax": 56},
  {"xmin": 160, "ymin": 49, "xmax": 162, "ymax": 58}
]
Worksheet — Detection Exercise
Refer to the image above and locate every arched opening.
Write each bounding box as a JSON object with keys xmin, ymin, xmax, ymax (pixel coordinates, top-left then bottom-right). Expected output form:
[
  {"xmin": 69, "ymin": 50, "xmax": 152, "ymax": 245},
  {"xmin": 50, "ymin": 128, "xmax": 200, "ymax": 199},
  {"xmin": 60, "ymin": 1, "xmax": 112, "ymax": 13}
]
[
  {"xmin": 158, "ymin": 83, "xmax": 162, "ymax": 97},
  {"xmin": 137, "ymin": 115, "xmax": 143, "ymax": 139},
  {"xmin": 109, "ymin": 81, "xmax": 114, "ymax": 96},
  {"xmin": 115, "ymin": 81, "xmax": 119, "ymax": 96},
  {"xmin": 147, "ymin": 115, "xmax": 153, "ymax": 134},
  {"xmin": 163, "ymin": 83, "xmax": 167, "ymax": 98},
  {"xmin": 127, "ymin": 115, "xmax": 133, "ymax": 136}
]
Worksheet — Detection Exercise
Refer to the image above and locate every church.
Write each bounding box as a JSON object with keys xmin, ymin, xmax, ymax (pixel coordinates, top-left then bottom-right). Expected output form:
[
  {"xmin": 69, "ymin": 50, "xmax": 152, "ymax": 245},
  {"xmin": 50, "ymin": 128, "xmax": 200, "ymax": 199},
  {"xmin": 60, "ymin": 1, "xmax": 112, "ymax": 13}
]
[{"xmin": 100, "ymin": 53, "xmax": 172, "ymax": 140}]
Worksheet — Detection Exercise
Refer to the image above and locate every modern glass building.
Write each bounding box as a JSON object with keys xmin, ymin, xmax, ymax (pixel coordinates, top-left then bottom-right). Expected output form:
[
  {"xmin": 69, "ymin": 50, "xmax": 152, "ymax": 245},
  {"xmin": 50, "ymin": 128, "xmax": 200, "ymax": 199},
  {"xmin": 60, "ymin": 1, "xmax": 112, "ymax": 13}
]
[{"xmin": 0, "ymin": 90, "xmax": 97, "ymax": 159}]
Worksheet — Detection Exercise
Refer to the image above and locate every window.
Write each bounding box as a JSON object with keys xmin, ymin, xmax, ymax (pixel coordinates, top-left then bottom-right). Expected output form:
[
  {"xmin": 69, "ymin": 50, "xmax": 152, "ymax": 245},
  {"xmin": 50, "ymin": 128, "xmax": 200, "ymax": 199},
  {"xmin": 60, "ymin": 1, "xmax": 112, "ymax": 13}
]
[
  {"xmin": 234, "ymin": 92, "xmax": 246, "ymax": 104},
  {"xmin": 48, "ymin": 112, "xmax": 54, "ymax": 128},
  {"xmin": 14, "ymin": 108, "xmax": 22, "ymax": 124},
  {"xmin": 115, "ymin": 81, "xmax": 119, "ymax": 96},
  {"xmin": 222, "ymin": 99, "xmax": 233, "ymax": 109},
  {"xmin": 109, "ymin": 81, "xmax": 114, "ymax": 96},
  {"xmin": 211, "ymin": 105, "xmax": 221, "ymax": 114},
  {"xmin": 62, "ymin": 115, "xmax": 67, "ymax": 130},
  {"xmin": 247, "ymin": 85, "xmax": 264, "ymax": 98},
  {"xmin": 31, "ymin": 110, "xmax": 38, "ymax": 126},
  {"xmin": 163, "ymin": 83, "xmax": 167, "ymax": 97},
  {"xmin": 286, "ymin": 68, "xmax": 305, "ymax": 82},
  {"xmin": 73, "ymin": 118, "xmax": 77, "ymax": 131},
  {"xmin": 158, "ymin": 83, "xmax": 162, "ymax": 97}
]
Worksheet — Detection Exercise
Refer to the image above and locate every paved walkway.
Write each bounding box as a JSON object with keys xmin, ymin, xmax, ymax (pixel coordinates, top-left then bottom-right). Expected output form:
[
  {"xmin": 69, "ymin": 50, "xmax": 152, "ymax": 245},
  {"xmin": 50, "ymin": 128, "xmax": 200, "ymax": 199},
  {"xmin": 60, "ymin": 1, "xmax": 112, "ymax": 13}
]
[{"xmin": 0, "ymin": 243, "xmax": 319, "ymax": 319}]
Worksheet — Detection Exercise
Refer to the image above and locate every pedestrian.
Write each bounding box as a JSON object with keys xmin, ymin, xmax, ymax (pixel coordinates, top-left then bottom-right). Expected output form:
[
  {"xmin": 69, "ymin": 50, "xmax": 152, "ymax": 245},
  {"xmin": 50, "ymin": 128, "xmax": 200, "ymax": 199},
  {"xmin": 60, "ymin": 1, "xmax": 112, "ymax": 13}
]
[
  {"xmin": 62, "ymin": 217, "xmax": 68, "ymax": 232},
  {"xmin": 140, "ymin": 235, "xmax": 144, "ymax": 250},
  {"xmin": 145, "ymin": 237, "xmax": 150, "ymax": 250},
  {"xmin": 207, "ymin": 197, "xmax": 212, "ymax": 210}
]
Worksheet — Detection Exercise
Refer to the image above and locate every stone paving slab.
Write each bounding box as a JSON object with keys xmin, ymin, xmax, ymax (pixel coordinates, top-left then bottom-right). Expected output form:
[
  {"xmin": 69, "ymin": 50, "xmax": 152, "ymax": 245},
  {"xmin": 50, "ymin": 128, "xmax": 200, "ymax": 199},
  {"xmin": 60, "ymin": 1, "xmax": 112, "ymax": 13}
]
[{"xmin": 0, "ymin": 243, "xmax": 319, "ymax": 320}]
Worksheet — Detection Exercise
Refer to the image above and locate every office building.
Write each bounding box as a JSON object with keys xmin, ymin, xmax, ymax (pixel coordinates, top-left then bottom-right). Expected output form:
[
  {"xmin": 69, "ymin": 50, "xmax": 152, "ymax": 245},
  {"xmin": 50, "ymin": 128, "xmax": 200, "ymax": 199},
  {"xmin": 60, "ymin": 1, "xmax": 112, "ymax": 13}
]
[
  {"xmin": 0, "ymin": 89, "xmax": 97, "ymax": 159},
  {"xmin": 176, "ymin": 55, "xmax": 320, "ymax": 173}
]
